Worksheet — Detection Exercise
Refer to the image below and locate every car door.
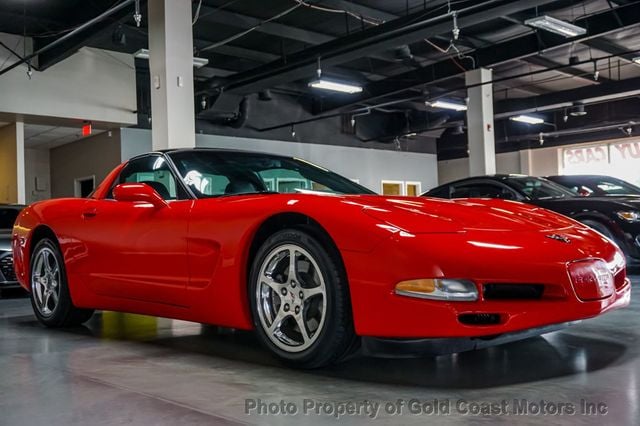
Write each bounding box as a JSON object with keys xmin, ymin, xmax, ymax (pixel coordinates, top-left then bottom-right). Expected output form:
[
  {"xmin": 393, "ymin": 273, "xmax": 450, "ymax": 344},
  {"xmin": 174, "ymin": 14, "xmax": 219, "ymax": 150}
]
[{"xmin": 80, "ymin": 154, "xmax": 192, "ymax": 307}]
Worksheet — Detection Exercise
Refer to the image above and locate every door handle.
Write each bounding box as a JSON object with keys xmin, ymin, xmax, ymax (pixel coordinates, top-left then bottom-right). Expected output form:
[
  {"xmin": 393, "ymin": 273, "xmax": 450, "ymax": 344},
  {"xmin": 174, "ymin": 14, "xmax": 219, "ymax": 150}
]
[{"xmin": 82, "ymin": 208, "xmax": 97, "ymax": 219}]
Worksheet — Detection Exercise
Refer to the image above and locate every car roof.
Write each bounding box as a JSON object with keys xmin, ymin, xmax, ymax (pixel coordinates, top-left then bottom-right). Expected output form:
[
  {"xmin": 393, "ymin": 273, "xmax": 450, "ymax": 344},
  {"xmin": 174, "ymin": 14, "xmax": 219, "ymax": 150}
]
[{"xmin": 546, "ymin": 174, "xmax": 611, "ymax": 179}]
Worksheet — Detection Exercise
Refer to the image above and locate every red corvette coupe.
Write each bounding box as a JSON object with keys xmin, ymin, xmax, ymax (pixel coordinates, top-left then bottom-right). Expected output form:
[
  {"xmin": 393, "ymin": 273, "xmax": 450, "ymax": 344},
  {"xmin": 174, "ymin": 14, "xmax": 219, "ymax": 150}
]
[{"xmin": 12, "ymin": 149, "xmax": 631, "ymax": 367}]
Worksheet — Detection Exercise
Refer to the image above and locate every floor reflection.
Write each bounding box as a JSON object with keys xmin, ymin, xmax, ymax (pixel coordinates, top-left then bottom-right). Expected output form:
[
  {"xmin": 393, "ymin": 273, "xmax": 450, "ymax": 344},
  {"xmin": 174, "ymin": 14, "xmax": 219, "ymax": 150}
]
[{"xmin": 25, "ymin": 309, "xmax": 629, "ymax": 390}]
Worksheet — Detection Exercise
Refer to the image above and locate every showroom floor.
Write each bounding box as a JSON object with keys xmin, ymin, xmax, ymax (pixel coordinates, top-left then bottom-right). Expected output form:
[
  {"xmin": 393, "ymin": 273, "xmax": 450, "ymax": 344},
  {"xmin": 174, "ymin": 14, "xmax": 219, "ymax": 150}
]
[{"xmin": 1, "ymin": 273, "xmax": 638, "ymax": 425}]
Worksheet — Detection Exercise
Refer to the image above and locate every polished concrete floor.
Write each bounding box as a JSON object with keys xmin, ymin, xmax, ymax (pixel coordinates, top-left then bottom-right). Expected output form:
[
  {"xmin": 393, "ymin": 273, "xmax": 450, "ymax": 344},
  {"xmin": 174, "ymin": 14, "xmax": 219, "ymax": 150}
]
[{"xmin": 1, "ymin": 273, "xmax": 639, "ymax": 425}]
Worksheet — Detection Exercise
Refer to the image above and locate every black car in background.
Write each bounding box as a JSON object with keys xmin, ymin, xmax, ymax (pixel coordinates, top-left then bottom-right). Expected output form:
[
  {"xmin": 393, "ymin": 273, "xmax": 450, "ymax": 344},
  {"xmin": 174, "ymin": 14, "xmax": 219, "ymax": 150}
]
[
  {"xmin": 546, "ymin": 174, "xmax": 640, "ymax": 197},
  {"xmin": 0, "ymin": 204, "xmax": 24, "ymax": 293},
  {"xmin": 424, "ymin": 175, "xmax": 640, "ymax": 262}
]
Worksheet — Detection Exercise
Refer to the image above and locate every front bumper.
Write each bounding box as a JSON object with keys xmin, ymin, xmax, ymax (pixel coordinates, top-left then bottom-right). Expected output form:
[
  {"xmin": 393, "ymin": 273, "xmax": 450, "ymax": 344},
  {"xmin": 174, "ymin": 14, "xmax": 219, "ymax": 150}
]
[
  {"xmin": 343, "ymin": 230, "xmax": 631, "ymax": 339},
  {"xmin": 362, "ymin": 321, "xmax": 579, "ymax": 357}
]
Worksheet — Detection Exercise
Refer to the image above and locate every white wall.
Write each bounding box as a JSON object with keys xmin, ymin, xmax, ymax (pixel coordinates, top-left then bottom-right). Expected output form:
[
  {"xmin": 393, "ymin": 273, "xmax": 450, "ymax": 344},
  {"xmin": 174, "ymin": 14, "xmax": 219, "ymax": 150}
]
[
  {"xmin": 0, "ymin": 33, "xmax": 136, "ymax": 126},
  {"xmin": 24, "ymin": 148, "xmax": 51, "ymax": 203},
  {"xmin": 121, "ymin": 128, "xmax": 438, "ymax": 193},
  {"xmin": 437, "ymin": 151, "xmax": 522, "ymax": 186},
  {"xmin": 436, "ymin": 147, "xmax": 561, "ymax": 187}
]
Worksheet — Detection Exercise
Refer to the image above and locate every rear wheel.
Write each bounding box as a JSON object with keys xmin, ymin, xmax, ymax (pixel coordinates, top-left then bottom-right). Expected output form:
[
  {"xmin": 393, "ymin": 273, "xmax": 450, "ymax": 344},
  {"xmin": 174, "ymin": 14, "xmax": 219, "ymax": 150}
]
[
  {"xmin": 249, "ymin": 229, "xmax": 355, "ymax": 368},
  {"xmin": 30, "ymin": 238, "xmax": 94, "ymax": 327}
]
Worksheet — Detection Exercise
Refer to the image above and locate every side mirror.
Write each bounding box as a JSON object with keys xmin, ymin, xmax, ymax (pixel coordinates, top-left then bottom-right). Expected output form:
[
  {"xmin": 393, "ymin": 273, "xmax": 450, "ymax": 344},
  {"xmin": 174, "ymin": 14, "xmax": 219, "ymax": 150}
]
[{"xmin": 113, "ymin": 183, "xmax": 168, "ymax": 208}]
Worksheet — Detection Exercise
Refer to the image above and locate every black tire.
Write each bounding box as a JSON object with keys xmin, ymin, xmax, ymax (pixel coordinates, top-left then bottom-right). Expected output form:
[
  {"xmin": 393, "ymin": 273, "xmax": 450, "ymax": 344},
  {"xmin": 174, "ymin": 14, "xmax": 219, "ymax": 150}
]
[
  {"xmin": 30, "ymin": 238, "xmax": 94, "ymax": 327},
  {"xmin": 249, "ymin": 228, "xmax": 356, "ymax": 368}
]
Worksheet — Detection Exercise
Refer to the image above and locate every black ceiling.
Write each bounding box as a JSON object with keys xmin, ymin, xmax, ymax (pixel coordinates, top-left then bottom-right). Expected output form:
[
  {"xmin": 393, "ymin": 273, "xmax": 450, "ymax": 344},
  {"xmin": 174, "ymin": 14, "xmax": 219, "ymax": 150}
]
[{"xmin": 1, "ymin": 0, "xmax": 640, "ymax": 158}]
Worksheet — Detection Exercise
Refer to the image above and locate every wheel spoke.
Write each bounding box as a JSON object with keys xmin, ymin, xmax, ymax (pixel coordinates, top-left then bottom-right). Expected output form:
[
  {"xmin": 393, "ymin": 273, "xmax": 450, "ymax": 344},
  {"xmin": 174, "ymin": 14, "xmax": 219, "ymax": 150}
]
[
  {"xmin": 42, "ymin": 291, "xmax": 52, "ymax": 311},
  {"xmin": 268, "ymin": 309, "xmax": 290, "ymax": 334},
  {"xmin": 261, "ymin": 274, "xmax": 286, "ymax": 294},
  {"xmin": 303, "ymin": 286, "xmax": 323, "ymax": 299},
  {"xmin": 50, "ymin": 289, "xmax": 59, "ymax": 304},
  {"xmin": 294, "ymin": 314, "xmax": 310, "ymax": 343},
  {"xmin": 43, "ymin": 253, "xmax": 53, "ymax": 274},
  {"xmin": 288, "ymin": 248, "xmax": 298, "ymax": 282}
]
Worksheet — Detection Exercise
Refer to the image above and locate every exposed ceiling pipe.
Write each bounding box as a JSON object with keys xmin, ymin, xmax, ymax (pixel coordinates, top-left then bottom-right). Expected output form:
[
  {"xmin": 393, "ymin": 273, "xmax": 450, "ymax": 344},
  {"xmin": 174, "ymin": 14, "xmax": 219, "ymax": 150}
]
[
  {"xmin": 500, "ymin": 120, "xmax": 639, "ymax": 144},
  {"xmin": 0, "ymin": 0, "xmax": 135, "ymax": 77},
  {"xmin": 256, "ymin": 49, "xmax": 640, "ymax": 133}
]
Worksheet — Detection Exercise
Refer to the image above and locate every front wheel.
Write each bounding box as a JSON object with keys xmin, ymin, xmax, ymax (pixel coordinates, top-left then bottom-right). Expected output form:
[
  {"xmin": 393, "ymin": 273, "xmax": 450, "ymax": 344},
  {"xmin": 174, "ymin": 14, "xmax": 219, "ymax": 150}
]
[
  {"xmin": 249, "ymin": 229, "xmax": 355, "ymax": 368},
  {"xmin": 30, "ymin": 238, "xmax": 94, "ymax": 327}
]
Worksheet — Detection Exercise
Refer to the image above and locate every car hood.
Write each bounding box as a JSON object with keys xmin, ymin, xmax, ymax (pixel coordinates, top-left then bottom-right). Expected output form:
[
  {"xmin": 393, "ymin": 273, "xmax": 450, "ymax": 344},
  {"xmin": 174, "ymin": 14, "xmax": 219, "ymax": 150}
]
[
  {"xmin": 353, "ymin": 195, "xmax": 577, "ymax": 234},
  {"xmin": 534, "ymin": 195, "xmax": 640, "ymax": 209},
  {"xmin": 0, "ymin": 230, "xmax": 11, "ymax": 251}
]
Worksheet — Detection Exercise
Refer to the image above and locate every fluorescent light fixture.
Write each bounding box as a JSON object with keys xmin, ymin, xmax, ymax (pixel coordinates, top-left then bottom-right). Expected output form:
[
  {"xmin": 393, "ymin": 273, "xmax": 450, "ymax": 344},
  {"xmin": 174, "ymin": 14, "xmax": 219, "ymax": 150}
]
[
  {"xmin": 308, "ymin": 78, "xmax": 363, "ymax": 94},
  {"xmin": 524, "ymin": 15, "xmax": 586, "ymax": 38},
  {"xmin": 427, "ymin": 100, "xmax": 468, "ymax": 111},
  {"xmin": 510, "ymin": 115, "xmax": 544, "ymax": 125},
  {"xmin": 633, "ymin": 57, "xmax": 640, "ymax": 65},
  {"xmin": 133, "ymin": 49, "xmax": 209, "ymax": 69}
]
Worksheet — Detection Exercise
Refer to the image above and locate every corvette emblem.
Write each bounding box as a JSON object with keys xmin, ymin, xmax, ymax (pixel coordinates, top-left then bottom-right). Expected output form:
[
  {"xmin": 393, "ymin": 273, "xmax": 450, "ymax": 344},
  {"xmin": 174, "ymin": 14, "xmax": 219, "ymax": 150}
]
[{"xmin": 546, "ymin": 234, "xmax": 571, "ymax": 243}]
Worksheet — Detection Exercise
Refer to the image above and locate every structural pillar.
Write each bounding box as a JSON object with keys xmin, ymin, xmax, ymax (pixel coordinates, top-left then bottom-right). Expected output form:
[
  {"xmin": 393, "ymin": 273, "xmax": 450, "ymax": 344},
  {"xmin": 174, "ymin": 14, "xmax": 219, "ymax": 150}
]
[
  {"xmin": 465, "ymin": 68, "xmax": 496, "ymax": 176},
  {"xmin": 148, "ymin": 0, "xmax": 196, "ymax": 150},
  {"xmin": 519, "ymin": 149, "xmax": 533, "ymax": 175},
  {"xmin": 0, "ymin": 122, "xmax": 25, "ymax": 204}
]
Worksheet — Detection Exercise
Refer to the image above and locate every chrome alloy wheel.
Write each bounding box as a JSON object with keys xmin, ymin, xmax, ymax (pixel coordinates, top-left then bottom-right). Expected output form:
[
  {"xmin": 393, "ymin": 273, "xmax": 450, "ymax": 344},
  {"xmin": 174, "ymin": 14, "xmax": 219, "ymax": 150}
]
[
  {"xmin": 31, "ymin": 247, "xmax": 61, "ymax": 318},
  {"xmin": 256, "ymin": 244, "xmax": 327, "ymax": 353}
]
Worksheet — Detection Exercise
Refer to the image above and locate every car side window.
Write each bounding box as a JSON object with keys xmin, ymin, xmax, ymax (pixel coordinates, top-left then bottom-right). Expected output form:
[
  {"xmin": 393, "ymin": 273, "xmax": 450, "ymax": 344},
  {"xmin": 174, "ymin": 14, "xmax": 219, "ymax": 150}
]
[
  {"xmin": 453, "ymin": 183, "xmax": 517, "ymax": 200},
  {"xmin": 426, "ymin": 186, "xmax": 452, "ymax": 199},
  {"xmin": 115, "ymin": 156, "xmax": 183, "ymax": 200}
]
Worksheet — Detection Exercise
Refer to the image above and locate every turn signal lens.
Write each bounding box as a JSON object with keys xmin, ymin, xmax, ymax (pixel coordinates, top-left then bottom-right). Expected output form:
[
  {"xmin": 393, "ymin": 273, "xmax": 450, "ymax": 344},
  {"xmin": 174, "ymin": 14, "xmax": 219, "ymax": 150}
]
[
  {"xmin": 395, "ymin": 279, "xmax": 478, "ymax": 301},
  {"xmin": 616, "ymin": 211, "xmax": 640, "ymax": 223}
]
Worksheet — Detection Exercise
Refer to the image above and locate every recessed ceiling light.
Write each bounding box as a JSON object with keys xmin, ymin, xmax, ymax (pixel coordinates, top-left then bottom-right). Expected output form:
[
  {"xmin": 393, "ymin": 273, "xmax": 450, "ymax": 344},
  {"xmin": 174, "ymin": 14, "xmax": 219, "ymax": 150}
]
[
  {"xmin": 308, "ymin": 78, "xmax": 363, "ymax": 94},
  {"xmin": 133, "ymin": 49, "xmax": 209, "ymax": 68},
  {"xmin": 510, "ymin": 115, "xmax": 545, "ymax": 125},
  {"xmin": 427, "ymin": 100, "xmax": 468, "ymax": 111},
  {"xmin": 524, "ymin": 15, "xmax": 587, "ymax": 38}
]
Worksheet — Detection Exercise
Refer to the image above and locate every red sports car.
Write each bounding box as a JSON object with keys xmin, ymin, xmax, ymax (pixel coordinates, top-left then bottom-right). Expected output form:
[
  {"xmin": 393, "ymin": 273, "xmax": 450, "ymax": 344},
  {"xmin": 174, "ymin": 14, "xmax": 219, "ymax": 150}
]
[{"xmin": 11, "ymin": 149, "xmax": 631, "ymax": 368}]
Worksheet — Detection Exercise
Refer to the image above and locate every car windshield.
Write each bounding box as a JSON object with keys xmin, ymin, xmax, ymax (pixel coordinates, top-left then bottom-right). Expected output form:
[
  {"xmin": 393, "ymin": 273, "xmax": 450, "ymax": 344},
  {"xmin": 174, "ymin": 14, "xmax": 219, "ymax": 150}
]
[
  {"xmin": 0, "ymin": 208, "xmax": 20, "ymax": 230},
  {"xmin": 168, "ymin": 151, "xmax": 375, "ymax": 198},
  {"xmin": 553, "ymin": 176, "xmax": 640, "ymax": 196},
  {"xmin": 506, "ymin": 177, "xmax": 576, "ymax": 200}
]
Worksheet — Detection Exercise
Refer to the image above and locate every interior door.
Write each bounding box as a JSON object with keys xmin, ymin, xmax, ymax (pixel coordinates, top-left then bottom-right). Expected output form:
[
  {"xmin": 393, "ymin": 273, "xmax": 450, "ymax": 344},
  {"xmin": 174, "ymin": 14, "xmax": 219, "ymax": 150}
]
[{"xmin": 80, "ymin": 154, "xmax": 192, "ymax": 307}]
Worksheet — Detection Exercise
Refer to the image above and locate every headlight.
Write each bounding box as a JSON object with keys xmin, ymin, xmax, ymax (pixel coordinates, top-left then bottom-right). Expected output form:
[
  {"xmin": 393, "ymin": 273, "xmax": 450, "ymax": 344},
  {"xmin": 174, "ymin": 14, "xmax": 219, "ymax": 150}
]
[
  {"xmin": 616, "ymin": 211, "xmax": 640, "ymax": 223},
  {"xmin": 395, "ymin": 278, "xmax": 478, "ymax": 301}
]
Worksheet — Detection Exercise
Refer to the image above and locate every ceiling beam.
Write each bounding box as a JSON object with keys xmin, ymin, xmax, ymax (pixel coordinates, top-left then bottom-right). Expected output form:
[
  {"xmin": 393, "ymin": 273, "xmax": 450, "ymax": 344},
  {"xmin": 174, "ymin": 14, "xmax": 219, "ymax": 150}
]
[
  {"xmin": 195, "ymin": 6, "xmax": 398, "ymax": 63},
  {"xmin": 36, "ymin": 1, "xmax": 139, "ymax": 70},
  {"xmin": 196, "ymin": 6, "xmax": 333, "ymax": 45},
  {"xmin": 521, "ymin": 55, "xmax": 608, "ymax": 84},
  {"xmin": 211, "ymin": 0, "xmax": 558, "ymax": 96},
  {"xmin": 318, "ymin": 1, "xmax": 640, "ymax": 113},
  {"xmin": 582, "ymin": 38, "xmax": 639, "ymax": 63},
  {"xmin": 494, "ymin": 76, "xmax": 640, "ymax": 118}
]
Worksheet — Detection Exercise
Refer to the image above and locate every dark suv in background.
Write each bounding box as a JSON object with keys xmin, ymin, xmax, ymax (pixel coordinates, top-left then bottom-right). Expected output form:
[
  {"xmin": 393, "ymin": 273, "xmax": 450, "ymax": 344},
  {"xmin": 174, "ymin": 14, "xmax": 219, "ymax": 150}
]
[
  {"xmin": 0, "ymin": 204, "xmax": 24, "ymax": 293},
  {"xmin": 424, "ymin": 175, "xmax": 640, "ymax": 263}
]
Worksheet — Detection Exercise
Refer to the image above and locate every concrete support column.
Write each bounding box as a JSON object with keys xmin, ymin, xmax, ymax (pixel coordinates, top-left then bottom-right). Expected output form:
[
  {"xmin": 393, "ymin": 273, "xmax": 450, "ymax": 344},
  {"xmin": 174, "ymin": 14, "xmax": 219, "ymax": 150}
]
[
  {"xmin": 519, "ymin": 149, "xmax": 533, "ymax": 175},
  {"xmin": 0, "ymin": 122, "xmax": 25, "ymax": 204},
  {"xmin": 15, "ymin": 121, "xmax": 25, "ymax": 204},
  {"xmin": 148, "ymin": 0, "xmax": 195, "ymax": 150},
  {"xmin": 465, "ymin": 68, "xmax": 496, "ymax": 176}
]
